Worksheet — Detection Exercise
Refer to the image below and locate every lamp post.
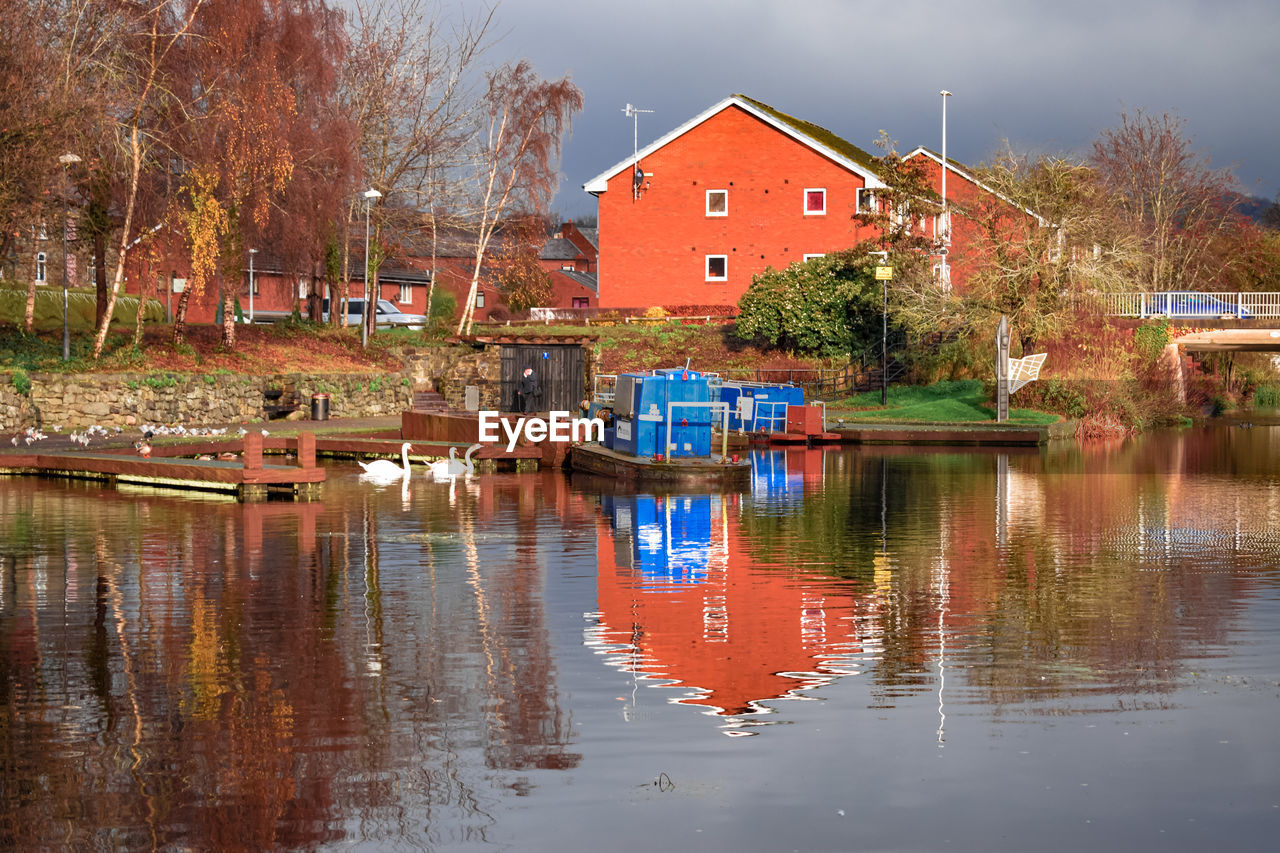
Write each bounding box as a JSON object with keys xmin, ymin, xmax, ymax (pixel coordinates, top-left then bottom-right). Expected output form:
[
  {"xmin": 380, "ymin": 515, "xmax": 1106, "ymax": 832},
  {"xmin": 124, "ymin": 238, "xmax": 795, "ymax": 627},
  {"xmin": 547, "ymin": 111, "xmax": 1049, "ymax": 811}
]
[
  {"xmin": 247, "ymin": 248, "xmax": 257, "ymax": 323},
  {"xmin": 869, "ymin": 250, "xmax": 890, "ymax": 405},
  {"xmin": 362, "ymin": 188, "xmax": 381, "ymax": 348},
  {"xmin": 58, "ymin": 153, "xmax": 81, "ymax": 361},
  {"xmin": 938, "ymin": 90, "xmax": 953, "ymax": 290}
]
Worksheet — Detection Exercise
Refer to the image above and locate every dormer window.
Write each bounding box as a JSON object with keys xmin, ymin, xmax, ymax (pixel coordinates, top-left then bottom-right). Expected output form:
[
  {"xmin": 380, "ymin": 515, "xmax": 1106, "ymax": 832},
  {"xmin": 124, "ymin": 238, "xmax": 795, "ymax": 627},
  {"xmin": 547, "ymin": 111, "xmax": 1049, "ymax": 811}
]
[
  {"xmin": 804, "ymin": 188, "xmax": 826, "ymax": 215},
  {"xmin": 706, "ymin": 189, "xmax": 728, "ymax": 217}
]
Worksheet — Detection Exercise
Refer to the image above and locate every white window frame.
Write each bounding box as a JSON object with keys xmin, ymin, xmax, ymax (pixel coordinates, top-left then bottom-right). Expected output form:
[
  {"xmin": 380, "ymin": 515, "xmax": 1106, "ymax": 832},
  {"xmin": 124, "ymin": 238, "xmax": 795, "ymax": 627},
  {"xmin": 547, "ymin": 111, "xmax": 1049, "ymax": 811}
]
[
  {"xmin": 705, "ymin": 255, "xmax": 728, "ymax": 282},
  {"xmin": 35, "ymin": 252, "xmax": 47, "ymax": 283},
  {"xmin": 398, "ymin": 283, "xmax": 412, "ymax": 304},
  {"xmin": 803, "ymin": 188, "xmax": 827, "ymax": 216},
  {"xmin": 706, "ymin": 189, "xmax": 728, "ymax": 217},
  {"xmin": 856, "ymin": 188, "xmax": 878, "ymax": 214},
  {"xmin": 935, "ymin": 210, "xmax": 951, "ymax": 242},
  {"xmin": 475, "ymin": 290, "xmax": 485, "ymax": 308},
  {"xmin": 802, "ymin": 253, "xmax": 825, "ymax": 262}
]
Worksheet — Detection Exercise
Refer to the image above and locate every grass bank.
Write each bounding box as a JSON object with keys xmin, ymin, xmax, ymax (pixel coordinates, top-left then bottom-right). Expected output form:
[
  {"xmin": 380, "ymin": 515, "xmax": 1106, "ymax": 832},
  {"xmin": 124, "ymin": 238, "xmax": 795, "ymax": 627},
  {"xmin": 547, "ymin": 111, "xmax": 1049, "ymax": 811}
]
[{"xmin": 825, "ymin": 379, "xmax": 1059, "ymax": 425}]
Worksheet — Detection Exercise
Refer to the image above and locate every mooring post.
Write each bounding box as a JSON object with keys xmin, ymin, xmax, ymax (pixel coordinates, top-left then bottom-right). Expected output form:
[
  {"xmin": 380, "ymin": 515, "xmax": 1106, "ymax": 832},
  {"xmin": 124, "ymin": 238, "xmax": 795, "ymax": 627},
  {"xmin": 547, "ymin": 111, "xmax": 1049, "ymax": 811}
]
[
  {"xmin": 243, "ymin": 432, "xmax": 264, "ymax": 469},
  {"xmin": 298, "ymin": 432, "xmax": 316, "ymax": 468}
]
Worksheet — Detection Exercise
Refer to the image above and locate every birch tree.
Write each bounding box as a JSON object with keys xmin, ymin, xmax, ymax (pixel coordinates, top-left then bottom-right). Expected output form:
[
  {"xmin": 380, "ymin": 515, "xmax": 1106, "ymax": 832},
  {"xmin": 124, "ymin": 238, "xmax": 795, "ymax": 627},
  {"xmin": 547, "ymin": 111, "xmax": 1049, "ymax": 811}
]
[{"xmin": 455, "ymin": 61, "xmax": 582, "ymax": 336}]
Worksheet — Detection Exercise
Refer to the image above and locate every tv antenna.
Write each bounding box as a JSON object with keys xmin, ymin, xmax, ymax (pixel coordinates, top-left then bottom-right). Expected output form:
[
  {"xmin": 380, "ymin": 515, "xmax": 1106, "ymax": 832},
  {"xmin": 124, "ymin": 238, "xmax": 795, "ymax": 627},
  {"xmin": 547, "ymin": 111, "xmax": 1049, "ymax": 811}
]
[{"xmin": 623, "ymin": 103, "xmax": 653, "ymax": 198}]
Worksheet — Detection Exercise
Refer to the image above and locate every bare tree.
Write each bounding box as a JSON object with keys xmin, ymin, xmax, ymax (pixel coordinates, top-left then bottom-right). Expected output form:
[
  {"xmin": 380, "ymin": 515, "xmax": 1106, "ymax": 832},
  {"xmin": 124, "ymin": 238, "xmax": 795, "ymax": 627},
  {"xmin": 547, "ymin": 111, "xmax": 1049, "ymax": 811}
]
[
  {"xmin": 455, "ymin": 61, "xmax": 583, "ymax": 336},
  {"xmin": 1092, "ymin": 109, "xmax": 1242, "ymax": 292},
  {"xmin": 341, "ymin": 0, "xmax": 493, "ymax": 337},
  {"xmin": 957, "ymin": 149, "xmax": 1139, "ymax": 352}
]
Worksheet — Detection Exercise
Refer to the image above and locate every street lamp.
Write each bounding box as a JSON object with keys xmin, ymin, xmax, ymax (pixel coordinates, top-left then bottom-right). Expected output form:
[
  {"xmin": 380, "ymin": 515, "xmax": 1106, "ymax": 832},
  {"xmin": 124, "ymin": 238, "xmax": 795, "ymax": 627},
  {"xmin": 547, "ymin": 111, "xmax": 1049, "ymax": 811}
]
[
  {"xmin": 938, "ymin": 90, "xmax": 953, "ymax": 291},
  {"xmin": 58, "ymin": 153, "xmax": 81, "ymax": 361},
  {"xmin": 247, "ymin": 248, "xmax": 257, "ymax": 323},
  {"xmin": 362, "ymin": 187, "xmax": 381, "ymax": 348},
  {"xmin": 869, "ymin": 249, "xmax": 890, "ymax": 405}
]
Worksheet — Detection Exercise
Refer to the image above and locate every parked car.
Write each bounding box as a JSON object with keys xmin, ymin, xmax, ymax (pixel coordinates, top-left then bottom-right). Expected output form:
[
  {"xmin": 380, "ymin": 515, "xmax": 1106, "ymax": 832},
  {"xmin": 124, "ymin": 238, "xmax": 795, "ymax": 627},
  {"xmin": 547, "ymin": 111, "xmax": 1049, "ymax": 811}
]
[
  {"xmin": 321, "ymin": 298, "xmax": 427, "ymax": 330},
  {"xmin": 1145, "ymin": 291, "xmax": 1252, "ymax": 318}
]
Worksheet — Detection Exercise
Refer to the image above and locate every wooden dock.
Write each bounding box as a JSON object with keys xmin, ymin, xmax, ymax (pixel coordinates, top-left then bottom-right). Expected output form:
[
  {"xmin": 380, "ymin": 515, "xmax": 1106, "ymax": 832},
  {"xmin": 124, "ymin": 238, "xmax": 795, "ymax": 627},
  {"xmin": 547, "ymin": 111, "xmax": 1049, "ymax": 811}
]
[{"xmin": 0, "ymin": 432, "xmax": 324, "ymax": 500}]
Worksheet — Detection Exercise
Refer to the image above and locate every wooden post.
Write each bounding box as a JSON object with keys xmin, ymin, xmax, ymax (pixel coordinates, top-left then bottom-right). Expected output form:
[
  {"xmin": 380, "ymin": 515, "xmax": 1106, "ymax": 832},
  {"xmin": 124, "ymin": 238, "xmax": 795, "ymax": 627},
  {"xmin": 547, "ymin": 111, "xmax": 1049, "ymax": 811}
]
[
  {"xmin": 243, "ymin": 432, "xmax": 264, "ymax": 469},
  {"xmin": 297, "ymin": 432, "xmax": 316, "ymax": 468}
]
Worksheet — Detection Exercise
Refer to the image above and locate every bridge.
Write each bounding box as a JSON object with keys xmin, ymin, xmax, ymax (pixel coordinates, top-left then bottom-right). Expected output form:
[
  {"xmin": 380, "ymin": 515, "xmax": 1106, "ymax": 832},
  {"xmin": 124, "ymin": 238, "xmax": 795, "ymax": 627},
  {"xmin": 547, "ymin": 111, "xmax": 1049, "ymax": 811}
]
[{"xmin": 1099, "ymin": 291, "xmax": 1280, "ymax": 352}]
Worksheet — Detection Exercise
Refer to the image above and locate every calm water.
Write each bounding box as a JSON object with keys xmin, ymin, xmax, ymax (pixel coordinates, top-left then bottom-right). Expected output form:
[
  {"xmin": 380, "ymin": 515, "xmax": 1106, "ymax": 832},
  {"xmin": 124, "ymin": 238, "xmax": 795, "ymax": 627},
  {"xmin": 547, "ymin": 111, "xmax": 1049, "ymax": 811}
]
[{"xmin": 2, "ymin": 426, "xmax": 1279, "ymax": 852}]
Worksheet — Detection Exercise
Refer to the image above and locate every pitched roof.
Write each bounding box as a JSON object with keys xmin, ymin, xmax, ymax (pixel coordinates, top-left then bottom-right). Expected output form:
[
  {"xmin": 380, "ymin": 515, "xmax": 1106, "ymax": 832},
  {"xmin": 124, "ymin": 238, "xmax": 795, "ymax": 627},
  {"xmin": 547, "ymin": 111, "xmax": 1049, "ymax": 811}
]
[
  {"xmin": 904, "ymin": 146, "xmax": 1048, "ymax": 226},
  {"xmin": 583, "ymin": 95, "xmax": 886, "ymax": 194},
  {"xmin": 540, "ymin": 235, "xmax": 585, "ymax": 262},
  {"xmin": 552, "ymin": 269, "xmax": 598, "ymax": 295}
]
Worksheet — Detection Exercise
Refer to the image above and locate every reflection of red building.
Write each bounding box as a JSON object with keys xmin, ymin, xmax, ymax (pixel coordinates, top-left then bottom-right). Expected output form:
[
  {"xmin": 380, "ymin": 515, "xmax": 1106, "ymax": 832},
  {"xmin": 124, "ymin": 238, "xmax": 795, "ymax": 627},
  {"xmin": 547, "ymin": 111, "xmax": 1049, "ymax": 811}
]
[{"xmin": 588, "ymin": 488, "xmax": 873, "ymax": 721}]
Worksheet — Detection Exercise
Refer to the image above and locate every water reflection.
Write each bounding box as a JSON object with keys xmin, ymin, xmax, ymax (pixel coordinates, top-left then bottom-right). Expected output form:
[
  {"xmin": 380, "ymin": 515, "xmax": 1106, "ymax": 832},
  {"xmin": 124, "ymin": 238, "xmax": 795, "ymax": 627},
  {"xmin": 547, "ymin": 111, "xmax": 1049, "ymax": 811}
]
[
  {"xmin": 0, "ymin": 471, "xmax": 587, "ymax": 849},
  {"xmin": 1, "ymin": 427, "xmax": 1278, "ymax": 850},
  {"xmin": 587, "ymin": 486, "xmax": 875, "ymax": 732}
]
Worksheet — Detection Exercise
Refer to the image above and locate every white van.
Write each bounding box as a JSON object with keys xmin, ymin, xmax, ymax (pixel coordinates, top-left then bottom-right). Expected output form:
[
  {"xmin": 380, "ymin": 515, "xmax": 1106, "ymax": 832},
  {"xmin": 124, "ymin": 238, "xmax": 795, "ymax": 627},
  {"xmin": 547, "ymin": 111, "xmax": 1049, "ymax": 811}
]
[{"xmin": 321, "ymin": 298, "xmax": 427, "ymax": 330}]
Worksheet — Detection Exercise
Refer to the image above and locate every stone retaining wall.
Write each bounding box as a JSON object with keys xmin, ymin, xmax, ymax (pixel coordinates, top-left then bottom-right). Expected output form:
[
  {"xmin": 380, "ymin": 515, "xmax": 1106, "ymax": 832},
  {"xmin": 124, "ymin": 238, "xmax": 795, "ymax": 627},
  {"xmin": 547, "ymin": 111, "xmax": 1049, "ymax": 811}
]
[
  {"xmin": 0, "ymin": 342, "xmax": 597, "ymax": 430},
  {"xmin": 1, "ymin": 370, "xmax": 413, "ymax": 430}
]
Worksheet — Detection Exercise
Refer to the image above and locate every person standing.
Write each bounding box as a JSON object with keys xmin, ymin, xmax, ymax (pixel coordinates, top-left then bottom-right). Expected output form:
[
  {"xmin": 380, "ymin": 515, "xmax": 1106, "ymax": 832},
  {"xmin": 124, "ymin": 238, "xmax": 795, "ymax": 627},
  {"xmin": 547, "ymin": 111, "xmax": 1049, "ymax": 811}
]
[{"xmin": 516, "ymin": 367, "xmax": 539, "ymax": 413}]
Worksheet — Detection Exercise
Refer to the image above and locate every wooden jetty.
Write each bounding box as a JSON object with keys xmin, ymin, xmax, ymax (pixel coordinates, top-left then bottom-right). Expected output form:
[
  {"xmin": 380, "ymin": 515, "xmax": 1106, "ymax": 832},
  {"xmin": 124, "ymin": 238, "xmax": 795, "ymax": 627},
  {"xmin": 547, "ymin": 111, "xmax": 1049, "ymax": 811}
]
[{"xmin": 0, "ymin": 432, "xmax": 324, "ymax": 501}]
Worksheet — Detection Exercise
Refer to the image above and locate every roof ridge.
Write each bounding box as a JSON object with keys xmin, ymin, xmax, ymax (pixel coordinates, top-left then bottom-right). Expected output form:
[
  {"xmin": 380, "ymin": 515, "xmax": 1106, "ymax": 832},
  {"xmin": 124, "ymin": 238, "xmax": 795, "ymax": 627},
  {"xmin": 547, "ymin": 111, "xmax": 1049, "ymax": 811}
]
[{"xmin": 733, "ymin": 94, "xmax": 881, "ymax": 173}]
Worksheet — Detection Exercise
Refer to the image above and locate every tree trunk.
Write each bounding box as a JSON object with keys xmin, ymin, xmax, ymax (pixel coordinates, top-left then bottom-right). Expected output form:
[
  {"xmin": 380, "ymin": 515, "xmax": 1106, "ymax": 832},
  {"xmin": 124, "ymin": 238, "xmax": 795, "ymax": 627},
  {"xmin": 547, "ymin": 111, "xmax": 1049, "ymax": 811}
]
[
  {"xmin": 94, "ymin": 229, "xmax": 108, "ymax": 329},
  {"xmin": 23, "ymin": 259, "xmax": 36, "ymax": 332},
  {"xmin": 173, "ymin": 286, "xmax": 192, "ymax": 346},
  {"xmin": 220, "ymin": 271, "xmax": 236, "ymax": 348}
]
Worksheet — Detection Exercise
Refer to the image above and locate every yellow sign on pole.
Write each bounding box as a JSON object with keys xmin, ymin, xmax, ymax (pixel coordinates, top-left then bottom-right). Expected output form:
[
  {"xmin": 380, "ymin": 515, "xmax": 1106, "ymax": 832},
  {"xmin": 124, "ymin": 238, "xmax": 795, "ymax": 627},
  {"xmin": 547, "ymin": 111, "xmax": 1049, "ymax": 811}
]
[{"xmin": 875, "ymin": 265, "xmax": 893, "ymax": 280}]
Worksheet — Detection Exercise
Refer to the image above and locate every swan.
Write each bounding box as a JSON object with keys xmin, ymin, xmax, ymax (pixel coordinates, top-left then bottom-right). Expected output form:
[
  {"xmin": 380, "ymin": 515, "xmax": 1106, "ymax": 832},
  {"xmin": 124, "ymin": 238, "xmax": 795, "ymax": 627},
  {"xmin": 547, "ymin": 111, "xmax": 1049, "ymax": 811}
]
[
  {"xmin": 359, "ymin": 442, "xmax": 413, "ymax": 481},
  {"xmin": 428, "ymin": 448, "xmax": 456, "ymax": 481},
  {"xmin": 446, "ymin": 443, "xmax": 482, "ymax": 477}
]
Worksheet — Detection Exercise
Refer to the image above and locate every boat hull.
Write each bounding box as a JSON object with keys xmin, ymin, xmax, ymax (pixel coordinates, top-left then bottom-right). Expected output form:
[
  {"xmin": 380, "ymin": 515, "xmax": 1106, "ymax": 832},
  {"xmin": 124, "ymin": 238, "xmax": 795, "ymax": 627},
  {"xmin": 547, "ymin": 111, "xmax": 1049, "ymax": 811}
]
[{"xmin": 568, "ymin": 444, "xmax": 751, "ymax": 486}]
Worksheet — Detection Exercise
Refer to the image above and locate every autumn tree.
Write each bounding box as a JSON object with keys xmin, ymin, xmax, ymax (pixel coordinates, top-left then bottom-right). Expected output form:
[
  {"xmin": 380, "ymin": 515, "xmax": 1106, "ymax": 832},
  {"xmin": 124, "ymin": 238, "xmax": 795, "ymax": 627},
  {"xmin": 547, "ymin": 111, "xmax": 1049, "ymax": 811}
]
[
  {"xmin": 851, "ymin": 133, "xmax": 961, "ymax": 344},
  {"xmin": 0, "ymin": 0, "xmax": 97, "ymax": 332},
  {"xmin": 168, "ymin": 0, "xmax": 347, "ymax": 348},
  {"xmin": 455, "ymin": 61, "xmax": 583, "ymax": 336},
  {"xmin": 492, "ymin": 217, "xmax": 553, "ymax": 314},
  {"xmin": 1091, "ymin": 109, "xmax": 1243, "ymax": 293}
]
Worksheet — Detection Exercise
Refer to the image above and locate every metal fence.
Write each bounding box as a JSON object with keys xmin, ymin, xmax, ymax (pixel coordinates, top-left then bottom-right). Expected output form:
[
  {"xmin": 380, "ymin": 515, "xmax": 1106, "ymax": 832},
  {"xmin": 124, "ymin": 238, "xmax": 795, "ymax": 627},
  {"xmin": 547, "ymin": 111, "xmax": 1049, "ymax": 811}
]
[{"xmin": 1096, "ymin": 291, "xmax": 1280, "ymax": 319}]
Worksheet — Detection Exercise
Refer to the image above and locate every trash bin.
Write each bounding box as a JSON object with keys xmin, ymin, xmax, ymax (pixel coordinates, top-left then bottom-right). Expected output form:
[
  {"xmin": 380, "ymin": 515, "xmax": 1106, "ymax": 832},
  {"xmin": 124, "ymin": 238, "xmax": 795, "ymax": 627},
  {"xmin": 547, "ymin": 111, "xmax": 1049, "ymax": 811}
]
[{"xmin": 310, "ymin": 392, "xmax": 330, "ymax": 421}]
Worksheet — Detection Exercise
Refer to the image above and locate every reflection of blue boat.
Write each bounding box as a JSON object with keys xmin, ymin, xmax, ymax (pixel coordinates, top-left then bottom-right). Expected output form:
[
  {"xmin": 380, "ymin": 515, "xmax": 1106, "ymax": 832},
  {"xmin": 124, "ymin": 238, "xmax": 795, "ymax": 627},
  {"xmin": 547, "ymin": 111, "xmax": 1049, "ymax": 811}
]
[
  {"xmin": 750, "ymin": 449, "xmax": 804, "ymax": 498},
  {"xmin": 604, "ymin": 493, "xmax": 713, "ymax": 585}
]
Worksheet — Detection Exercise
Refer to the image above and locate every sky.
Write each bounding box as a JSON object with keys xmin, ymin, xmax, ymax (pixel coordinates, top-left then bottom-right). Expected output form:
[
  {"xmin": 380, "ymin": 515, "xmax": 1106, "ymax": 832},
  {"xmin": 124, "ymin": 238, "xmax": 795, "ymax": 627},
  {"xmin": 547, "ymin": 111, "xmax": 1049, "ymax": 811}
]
[{"xmin": 478, "ymin": 0, "xmax": 1280, "ymax": 219}]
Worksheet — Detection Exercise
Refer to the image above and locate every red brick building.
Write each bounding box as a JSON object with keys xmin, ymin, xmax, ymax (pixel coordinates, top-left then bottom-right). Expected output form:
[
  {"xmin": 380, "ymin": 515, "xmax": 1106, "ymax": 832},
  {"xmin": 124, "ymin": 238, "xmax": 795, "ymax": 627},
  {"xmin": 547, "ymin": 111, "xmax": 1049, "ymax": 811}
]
[{"xmin": 584, "ymin": 95, "xmax": 1027, "ymax": 309}]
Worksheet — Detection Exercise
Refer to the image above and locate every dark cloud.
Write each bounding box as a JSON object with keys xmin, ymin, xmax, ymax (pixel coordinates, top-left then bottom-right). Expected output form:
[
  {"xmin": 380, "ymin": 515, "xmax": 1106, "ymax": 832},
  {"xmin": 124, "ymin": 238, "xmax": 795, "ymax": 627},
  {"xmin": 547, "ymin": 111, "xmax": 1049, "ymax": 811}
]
[{"xmin": 489, "ymin": 0, "xmax": 1280, "ymax": 215}]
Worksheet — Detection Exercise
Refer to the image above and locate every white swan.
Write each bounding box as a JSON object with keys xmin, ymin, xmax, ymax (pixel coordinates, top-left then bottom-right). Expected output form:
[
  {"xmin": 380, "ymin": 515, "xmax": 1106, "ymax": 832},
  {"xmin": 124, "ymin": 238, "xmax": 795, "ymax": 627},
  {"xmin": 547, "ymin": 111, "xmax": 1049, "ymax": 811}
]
[
  {"xmin": 428, "ymin": 448, "xmax": 456, "ymax": 481},
  {"xmin": 429, "ymin": 444, "xmax": 481, "ymax": 480},
  {"xmin": 447, "ymin": 443, "xmax": 482, "ymax": 477},
  {"xmin": 359, "ymin": 442, "xmax": 413, "ymax": 481}
]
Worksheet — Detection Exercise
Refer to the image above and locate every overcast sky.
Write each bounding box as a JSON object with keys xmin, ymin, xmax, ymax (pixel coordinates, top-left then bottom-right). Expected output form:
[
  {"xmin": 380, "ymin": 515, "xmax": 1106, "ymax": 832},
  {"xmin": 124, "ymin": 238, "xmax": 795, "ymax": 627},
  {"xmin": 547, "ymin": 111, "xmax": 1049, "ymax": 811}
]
[{"xmin": 480, "ymin": 0, "xmax": 1279, "ymax": 219}]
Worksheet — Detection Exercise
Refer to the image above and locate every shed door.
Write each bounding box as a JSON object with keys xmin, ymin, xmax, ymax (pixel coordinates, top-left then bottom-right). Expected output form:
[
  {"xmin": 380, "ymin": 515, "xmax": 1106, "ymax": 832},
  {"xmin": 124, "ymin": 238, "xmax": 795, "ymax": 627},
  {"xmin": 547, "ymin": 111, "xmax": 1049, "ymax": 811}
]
[{"xmin": 500, "ymin": 344, "xmax": 586, "ymax": 413}]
